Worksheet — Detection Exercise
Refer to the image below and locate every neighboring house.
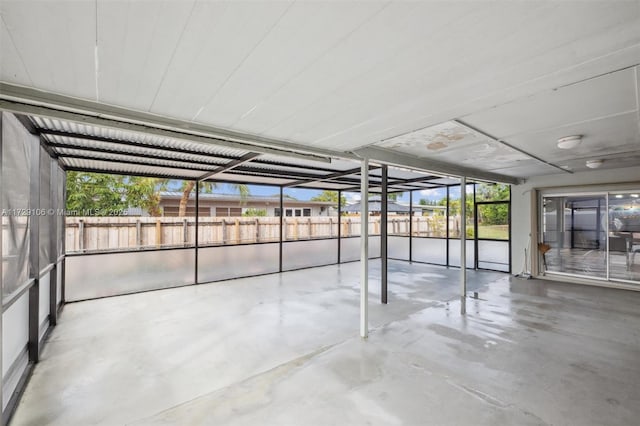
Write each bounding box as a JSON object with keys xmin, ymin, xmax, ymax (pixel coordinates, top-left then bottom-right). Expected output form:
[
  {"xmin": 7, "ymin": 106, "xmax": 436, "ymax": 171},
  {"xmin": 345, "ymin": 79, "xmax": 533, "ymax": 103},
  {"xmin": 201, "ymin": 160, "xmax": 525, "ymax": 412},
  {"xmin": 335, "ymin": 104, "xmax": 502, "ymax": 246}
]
[
  {"xmin": 343, "ymin": 199, "xmax": 411, "ymax": 215},
  {"xmin": 413, "ymin": 204, "xmax": 447, "ymax": 217},
  {"xmin": 158, "ymin": 192, "xmax": 337, "ymax": 217}
]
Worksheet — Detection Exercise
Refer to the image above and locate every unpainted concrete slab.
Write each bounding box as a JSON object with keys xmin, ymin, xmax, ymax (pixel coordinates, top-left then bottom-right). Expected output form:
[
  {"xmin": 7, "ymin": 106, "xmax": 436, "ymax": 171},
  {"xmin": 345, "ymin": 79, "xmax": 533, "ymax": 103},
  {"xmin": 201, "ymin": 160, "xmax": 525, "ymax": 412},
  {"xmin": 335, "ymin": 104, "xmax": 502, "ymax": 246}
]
[{"xmin": 10, "ymin": 261, "xmax": 640, "ymax": 426}]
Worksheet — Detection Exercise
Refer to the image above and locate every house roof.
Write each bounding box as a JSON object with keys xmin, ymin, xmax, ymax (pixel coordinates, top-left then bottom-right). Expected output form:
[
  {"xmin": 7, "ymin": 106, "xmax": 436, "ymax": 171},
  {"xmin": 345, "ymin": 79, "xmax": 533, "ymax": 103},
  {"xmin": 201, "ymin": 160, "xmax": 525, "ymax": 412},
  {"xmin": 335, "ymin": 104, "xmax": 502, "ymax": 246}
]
[
  {"xmin": 159, "ymin": 191, "xmax": 335, "ymax": 206},
  {"xmin": 343, "ymin": 200, "xmax": 411, "ymax": 213}
]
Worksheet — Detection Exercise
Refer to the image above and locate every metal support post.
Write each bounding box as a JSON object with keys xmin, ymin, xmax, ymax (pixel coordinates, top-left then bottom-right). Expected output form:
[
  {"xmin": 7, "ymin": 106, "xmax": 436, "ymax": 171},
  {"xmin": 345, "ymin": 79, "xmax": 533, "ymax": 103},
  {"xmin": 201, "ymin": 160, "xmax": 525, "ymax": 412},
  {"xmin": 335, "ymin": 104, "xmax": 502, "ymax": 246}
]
[
  {"xmin": 279, "ymin": 186, "xmax": 284, "ymax": 272},
  {"xmin": 28, "ymin": 137, "xmax": 41, "ymax": 362},
  {"xmin": 49, "ymin": 157, "xmax": 58, "ymax": 326},
  {"xmin": 409, "ymin": 190, "xmax": 413, "ymax": 262},
  {"xmin": 460, "ymin": 177, "xmax": 467, "ymax": 315},
  {"xmin": 194, "ymin": 180, "xmax": 199, "ymax": 284},
  {"xmin": 61, "ymin": 171, "xmax": 66, "ymax": 303},
  {"xmin": 360, "ymin": 159, "xmax": 369, "ymax": 338},
  {"xmin": 337, "ymin": 190, "xmax": 342, "ymax": 264},
  {"xmin": 381, "ymin": 165, "xmax": 388, "ymax": 304}
]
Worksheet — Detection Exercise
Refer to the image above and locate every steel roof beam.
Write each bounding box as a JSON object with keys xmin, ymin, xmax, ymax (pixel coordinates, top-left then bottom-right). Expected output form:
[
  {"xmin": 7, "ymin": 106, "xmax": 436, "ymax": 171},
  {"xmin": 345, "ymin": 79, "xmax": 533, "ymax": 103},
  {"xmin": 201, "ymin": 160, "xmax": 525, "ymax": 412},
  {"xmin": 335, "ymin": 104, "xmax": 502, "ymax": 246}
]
[{"xmin": 199, "ymin": 153, "xmax": 261, "ymax": 180}]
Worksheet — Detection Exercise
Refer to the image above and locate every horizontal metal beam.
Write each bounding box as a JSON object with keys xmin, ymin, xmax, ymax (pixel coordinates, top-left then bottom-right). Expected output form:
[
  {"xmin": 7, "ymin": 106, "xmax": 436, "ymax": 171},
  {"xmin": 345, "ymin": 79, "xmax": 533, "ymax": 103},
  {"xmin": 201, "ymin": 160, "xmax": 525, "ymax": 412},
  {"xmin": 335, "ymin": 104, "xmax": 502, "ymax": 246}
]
[
  {"xmin": 57, "ymin": 153, "xmax": 218, "ymax": 173},
  {"xmin": 199, "ymin": 153, "xmax": 261, "ymax": 180},
  {"xmin": 353, "ymin": 146, "xmax": 521, "ymax": 185},
  {"xmin": 64, "ymin": 166, "xmax": 197, "ymax": 181},
  {"xmin": 283, "ymin": 165, "xmax": 379, "ymax": 188},
  {"xmin": 0, "ymin": 83, "xmax": 349, "ymax": 163}
]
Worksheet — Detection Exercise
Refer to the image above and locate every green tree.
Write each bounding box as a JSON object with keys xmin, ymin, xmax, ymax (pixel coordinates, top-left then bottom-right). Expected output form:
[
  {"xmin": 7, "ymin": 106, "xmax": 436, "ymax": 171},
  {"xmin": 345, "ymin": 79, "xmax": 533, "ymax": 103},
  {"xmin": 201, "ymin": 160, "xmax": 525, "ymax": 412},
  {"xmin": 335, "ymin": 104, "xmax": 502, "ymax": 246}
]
[
  {"xmin": 178, "ymin": 181, "xmax": 249, "ymax": 217},
  {"xmin": 476, "ymin": 183, "xmax": 510, "ymax": 202},
  {"xmin": 242, "ymin": 208, "xmax": 267, "ymax": 217},
  {"xmin": 66, "ymin": 172, "xmax": 166, "ymax": 215},
  {"xmin": 311, "ymin": 190, "xmax": 346, "ymax": 207},
  {"xmin": 476, "ymin": 183, "xmax": 510, "ymax": 225}
]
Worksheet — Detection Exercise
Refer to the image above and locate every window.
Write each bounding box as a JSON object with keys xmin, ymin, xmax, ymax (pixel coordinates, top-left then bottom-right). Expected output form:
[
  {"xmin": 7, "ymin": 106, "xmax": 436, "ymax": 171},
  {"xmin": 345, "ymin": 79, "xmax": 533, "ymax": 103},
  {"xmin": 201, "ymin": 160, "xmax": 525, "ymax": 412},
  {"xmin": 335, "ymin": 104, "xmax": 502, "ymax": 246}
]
[{"xmin": 303, "ymin": 208, "xmax": 311, "ymax": 217}]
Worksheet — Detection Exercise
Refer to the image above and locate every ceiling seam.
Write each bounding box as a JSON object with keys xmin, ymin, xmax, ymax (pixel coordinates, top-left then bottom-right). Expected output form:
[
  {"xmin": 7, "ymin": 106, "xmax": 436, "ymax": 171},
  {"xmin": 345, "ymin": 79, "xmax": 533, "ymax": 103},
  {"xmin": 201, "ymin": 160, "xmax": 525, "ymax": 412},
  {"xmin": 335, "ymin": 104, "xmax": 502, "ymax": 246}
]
[
  {"xmin": 454, "ymin": 120, "xmax": 571, "ymax": 175},
  {"xmin": 148, "ymin": 0, "xmax": 198, "ymax": 111},
  {"xmin": 252, "ymin": 0, "xmax": 395, "ymax": 133},
  {"xmin": 191, "ymin": 1, "xmax": 296, "ymax": 122},
  {"xmin": 497, "ymin": 109, "xmax": 638, "ymax": 140}
]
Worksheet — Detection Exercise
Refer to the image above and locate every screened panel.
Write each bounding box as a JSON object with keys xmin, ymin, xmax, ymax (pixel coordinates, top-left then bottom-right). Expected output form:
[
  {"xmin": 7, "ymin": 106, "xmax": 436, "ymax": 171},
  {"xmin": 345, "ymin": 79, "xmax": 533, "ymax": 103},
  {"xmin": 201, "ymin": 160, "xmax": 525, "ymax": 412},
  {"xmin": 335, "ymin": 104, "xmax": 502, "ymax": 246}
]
[
  {"xmin": 39, "ymin": 147, "xmax": 52, "ymax": 269},
  {"xmin": 56, "ymin": 258, "xmax": 63, "ymax": 306},
  {"xmin": 475, "ymin": 183, "xmax": 510, "ymax": 202},
  {"xmin": 449, "ymin": 240, "xmax": 475, "ymax": 268},
  {"xmin": 39, "ymin": 272, "xmax": 50, "ymax": 339},
  {"xmin": 340, "ymin": 236, "xmax": 380, "ymax": 262},
  {"xmin": 477, "ymin": 240, "xmax": 510, "ymax": 272},
  {"xmin": 282, "ymin": 188, "xmax": 339, "ymax": 241},
  {"xmin": 198, "ymin": 183, "xmax": 280, "ymax": 246},
  {"xmin": 413, "ymin": 237, "xmax": 446, "ymax": 265},
  {"xmin": 2, "ymin": 113, "xmax": 33, "ymax": 301},
  {"xmin": 2, "ymin": 292, "xmax": 29, "ymax": 410},
  {"xmin": 448, "ymin": 184, "xmax": 475, "ymax": 239},
  {"xmin": 388, "ymin": 236, "xmax": 410, "ymax": 260},
  {"xmin": 198, "ymin": 243, "xmax": 279, "ymax": 283},
  {"xmin": 65, "ymin": 248, "xmax": 195, "ymax": 301},
  {"xmin": 477, "ymin": 203, "xmax": 509, "ymax": 240},
  {"xmin": 282, "ymin": 239, "xmax": 338, "ymax": 271},
  {"xmin": 413, "ymin": 187, "xmax": 447, "ymax": 238}
]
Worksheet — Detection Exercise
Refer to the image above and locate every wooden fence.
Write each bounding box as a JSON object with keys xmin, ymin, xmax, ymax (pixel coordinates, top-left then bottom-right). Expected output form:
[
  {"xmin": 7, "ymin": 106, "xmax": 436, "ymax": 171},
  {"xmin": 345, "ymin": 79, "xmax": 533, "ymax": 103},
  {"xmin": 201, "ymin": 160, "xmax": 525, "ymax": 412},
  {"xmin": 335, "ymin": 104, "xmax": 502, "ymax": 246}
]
[{"xmin": 65, "ymin": 215, "xmax": 457, "ymax": 253}]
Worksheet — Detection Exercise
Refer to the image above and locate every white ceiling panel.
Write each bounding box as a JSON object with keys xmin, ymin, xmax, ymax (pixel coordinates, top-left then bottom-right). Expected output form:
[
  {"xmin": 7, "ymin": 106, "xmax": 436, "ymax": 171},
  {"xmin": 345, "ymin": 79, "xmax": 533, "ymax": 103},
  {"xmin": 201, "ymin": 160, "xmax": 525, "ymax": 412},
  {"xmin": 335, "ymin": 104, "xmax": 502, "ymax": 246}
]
[
  {"xmin": 265, "ymin": 1, "xmax": 640, "ymax": 150},
  {"xmin": 194, "ymin": 1, "xmax": 391, "ymax": 129},
  {"xmin": 462, "ymin": 68, "xmax": 638, "ymax": 140},
  {"xmin": 97, "ymin": 0, "xmax": 195, "ymax": 109},
  {"xmin": 0, "ymin": 20, "xmax": 32, "ymax": 85},
  {"xmin": 505, "ymin": 112, "xmax": 640, "ymax": 162},
  {"xmin": 1, "ymin": 0, "xmax": 96, "ymax": 99},
  {"xmin": 148, "ymin": 1, "xmax": 293, "ymax": 121}
]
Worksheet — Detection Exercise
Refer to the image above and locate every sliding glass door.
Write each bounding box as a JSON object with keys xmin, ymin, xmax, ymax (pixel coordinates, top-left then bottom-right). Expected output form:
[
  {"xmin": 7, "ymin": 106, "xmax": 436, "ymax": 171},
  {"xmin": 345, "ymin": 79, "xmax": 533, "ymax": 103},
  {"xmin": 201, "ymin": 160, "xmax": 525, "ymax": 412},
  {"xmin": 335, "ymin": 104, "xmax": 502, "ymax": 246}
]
[{"xmin": 541, "ymin": 190, "xmax": 640, "ymax": 285}]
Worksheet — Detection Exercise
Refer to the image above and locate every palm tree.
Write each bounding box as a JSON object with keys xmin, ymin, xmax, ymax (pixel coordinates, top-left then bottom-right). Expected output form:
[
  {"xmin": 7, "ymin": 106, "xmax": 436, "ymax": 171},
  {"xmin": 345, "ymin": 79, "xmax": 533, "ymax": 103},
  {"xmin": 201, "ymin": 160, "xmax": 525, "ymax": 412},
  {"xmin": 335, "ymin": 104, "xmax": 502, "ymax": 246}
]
[{"xmin": 177, "ymin": 181, "xmax": 249, "ymax": 216}]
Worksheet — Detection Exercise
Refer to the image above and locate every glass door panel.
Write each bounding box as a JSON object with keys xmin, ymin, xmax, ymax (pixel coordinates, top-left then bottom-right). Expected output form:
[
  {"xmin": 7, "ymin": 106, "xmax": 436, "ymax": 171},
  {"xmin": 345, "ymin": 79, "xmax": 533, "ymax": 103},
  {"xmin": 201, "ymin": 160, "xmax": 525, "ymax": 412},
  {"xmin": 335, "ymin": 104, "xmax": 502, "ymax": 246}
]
[
  {"xmin": 542, "ymin": 195, "xmax": 607, "ymax": 279},
  {"xmin": 608, "ymin": 192, "xmax": 640, "ymax": 283}
]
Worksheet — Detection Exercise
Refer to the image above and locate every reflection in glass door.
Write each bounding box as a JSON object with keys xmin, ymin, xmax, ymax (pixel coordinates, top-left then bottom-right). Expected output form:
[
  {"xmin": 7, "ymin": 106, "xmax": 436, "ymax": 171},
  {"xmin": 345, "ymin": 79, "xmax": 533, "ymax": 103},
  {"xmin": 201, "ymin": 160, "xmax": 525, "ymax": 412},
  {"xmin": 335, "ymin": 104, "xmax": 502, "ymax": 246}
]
[
  {"xmin": 608, "ymin": 192, "xmax": 640, "ymax": 283},
  {"xmin": 541, "ymin": 191, "xmax": 640, "ymax": 285},
  {"xmin": 541, "ymin": 195, "xmax": 607, "ymax": 280}
]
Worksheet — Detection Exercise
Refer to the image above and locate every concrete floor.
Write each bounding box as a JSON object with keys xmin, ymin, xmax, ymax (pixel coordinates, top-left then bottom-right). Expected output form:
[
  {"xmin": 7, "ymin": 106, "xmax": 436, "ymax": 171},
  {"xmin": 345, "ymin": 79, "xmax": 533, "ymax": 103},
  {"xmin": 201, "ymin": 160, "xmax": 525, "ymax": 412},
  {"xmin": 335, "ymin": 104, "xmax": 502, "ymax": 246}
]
[{"xmin": 11, "ymin": 260, "xmax": 640, "ymax": 426}]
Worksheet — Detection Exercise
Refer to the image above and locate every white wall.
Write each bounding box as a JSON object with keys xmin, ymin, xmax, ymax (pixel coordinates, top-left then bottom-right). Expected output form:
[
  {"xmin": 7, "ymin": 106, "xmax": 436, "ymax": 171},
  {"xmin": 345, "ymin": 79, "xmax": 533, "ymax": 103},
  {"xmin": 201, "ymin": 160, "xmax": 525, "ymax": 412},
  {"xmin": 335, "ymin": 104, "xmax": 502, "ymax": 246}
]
[{"xmin": 511, "ymin": 166, "xmax": 640, "ymax": 277}]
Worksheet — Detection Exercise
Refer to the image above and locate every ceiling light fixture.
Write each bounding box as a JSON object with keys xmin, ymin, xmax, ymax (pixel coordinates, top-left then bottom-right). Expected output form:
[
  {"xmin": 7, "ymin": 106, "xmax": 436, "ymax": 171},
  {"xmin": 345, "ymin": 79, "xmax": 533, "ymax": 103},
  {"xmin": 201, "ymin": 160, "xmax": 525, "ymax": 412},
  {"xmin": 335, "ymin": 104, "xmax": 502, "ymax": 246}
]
[
  {"xmin": 557, "ymin": 135, "xmax": 582, "ymax": 149},
  {"xmin": 586, "ymin": 159, "xmax": 603, "ymax": 169}
]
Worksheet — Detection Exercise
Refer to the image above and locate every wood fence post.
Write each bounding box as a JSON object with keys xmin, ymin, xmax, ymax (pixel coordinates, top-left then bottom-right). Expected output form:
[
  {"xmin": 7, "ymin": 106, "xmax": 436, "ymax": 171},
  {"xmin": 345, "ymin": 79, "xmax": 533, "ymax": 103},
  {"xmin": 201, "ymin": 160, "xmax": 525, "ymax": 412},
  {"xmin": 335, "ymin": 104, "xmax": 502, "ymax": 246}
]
[
  {"xmin": 78, "ymin": 219, "xmax": 84, "ymax": 252},
  {"xmin": 155, "ymin": 219, "xmax": 162, "ymax": 247}
]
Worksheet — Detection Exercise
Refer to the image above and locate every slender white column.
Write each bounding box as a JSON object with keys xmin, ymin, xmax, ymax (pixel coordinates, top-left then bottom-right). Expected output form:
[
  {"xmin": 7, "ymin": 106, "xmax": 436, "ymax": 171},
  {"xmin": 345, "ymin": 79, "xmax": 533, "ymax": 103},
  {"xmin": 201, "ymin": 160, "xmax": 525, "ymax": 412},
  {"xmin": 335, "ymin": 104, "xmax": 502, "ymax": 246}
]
[
  {"xmin": 360, "ymin": 159, "xmax": 369, "ymax": 338},
  {"xmin": 460, "ymin": 176, "xmax": 467, "ymax": 315}
]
